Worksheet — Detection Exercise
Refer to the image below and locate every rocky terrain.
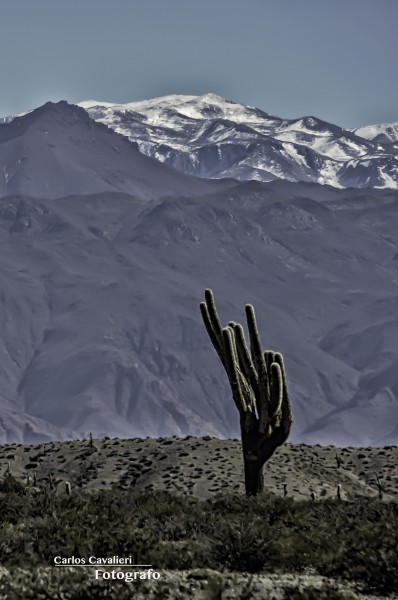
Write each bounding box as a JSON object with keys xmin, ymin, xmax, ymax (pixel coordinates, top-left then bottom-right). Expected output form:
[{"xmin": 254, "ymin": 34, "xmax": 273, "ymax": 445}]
[
  {"xmin": 1, "ymin": 436, "xmax": 396, "ymax": 502},
  {"xmin": 0, "ymin": 436, "xmax": 397, "ymax": 599}
]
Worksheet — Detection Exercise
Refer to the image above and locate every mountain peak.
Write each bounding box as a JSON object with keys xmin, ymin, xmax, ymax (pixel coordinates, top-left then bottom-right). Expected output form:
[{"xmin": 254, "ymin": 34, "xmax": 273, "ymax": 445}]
[
  {"xmin": 28, "ymin": 99, "xmax": 92, "ymax": 121},
  {"xmin": 2, "ymin": 100, "xmax": 95, "ymax": 135},
  {"xmin": 79, "ymin": 93, "xmax": 237, "ymax": 114},
  {"xmin": 42, "ymin": 99, "xmax": 70, "ymax": 108},
  {"xmin": 199, "ymin": 92, "xmax": 230, "ymax": 103},
  {"xmin": 0, "ymin": 98, "xmax": 221, "ymax": 199}
]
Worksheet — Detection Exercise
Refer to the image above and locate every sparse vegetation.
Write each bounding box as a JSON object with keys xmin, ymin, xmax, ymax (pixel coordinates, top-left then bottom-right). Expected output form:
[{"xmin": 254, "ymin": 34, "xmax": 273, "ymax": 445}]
[
  {"xmin": 282, "ymin": 582, "xmax": 359, "ymax": 600},
  {"xmin": 0, "ymin": 483, "xmax": 397, "ymax": 598}
]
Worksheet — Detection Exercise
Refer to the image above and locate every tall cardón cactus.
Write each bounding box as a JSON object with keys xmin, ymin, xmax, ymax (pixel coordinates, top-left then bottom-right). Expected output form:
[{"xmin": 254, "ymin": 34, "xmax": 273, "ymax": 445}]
[{"xmin": 200, "ymin": 288, "xmax": 292, "ymax": 496}]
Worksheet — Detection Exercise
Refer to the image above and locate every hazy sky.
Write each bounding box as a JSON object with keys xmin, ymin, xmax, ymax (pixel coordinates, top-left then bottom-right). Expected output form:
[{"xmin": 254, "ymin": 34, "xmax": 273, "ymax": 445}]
[{"xmin": 1, "ymin": 0, "xmax": 397, "ymax": 127}]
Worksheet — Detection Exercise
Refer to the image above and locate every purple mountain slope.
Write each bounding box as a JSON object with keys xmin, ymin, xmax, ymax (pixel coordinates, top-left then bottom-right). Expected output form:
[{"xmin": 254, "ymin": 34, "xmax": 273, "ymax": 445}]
[
  {"xmin": 0, "ymin": 181, "xmax": 397, "ymax": 446},
  {"xmin": 0, "ymin": 101, "xmax": 232, "ymax": 200}
]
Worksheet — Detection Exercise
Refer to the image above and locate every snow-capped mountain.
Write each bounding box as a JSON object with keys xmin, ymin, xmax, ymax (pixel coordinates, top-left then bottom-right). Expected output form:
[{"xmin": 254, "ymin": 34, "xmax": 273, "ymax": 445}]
[
  {"xmin": 0, "ymin": 100, "xmax": 229, "ymax": 199},
  {"xmin": 77, "ymin": 93, "xmax": 398, "ymax": 189},
  {"xmin": 353, "ymin": 122, "xmax": 398, "ymax": 145}
]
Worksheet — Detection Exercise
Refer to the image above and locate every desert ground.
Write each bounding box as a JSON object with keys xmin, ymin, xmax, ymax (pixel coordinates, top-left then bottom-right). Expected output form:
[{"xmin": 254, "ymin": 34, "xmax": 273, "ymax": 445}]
[
  {"xmin": 1, "ymin": 436, "xmax": 396, "ymax": 502},
  {"xmin": 0, "ymin": 437, "xmax": 397, "ymax": 599}
]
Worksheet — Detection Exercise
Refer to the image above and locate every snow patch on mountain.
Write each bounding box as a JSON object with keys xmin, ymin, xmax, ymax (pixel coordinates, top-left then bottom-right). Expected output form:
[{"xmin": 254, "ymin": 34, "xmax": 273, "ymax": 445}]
[
  {"xmin": 353, "ymin": 122, "xmax": 398, "ymax": 144},
  {"xmin": 77, "ymin": 94, "xmax": 398, "ymax": 189}
]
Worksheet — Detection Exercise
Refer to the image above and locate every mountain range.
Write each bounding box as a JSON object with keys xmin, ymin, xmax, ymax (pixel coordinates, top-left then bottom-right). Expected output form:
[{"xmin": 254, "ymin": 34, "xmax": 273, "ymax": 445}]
[
  {"xmin": 0, "ymin": 98, "xmax": 397, "ymax": 446},
  {"xmin": 78, "ymin": 93, "xmax": 398, "ymax": 189},
  {"xmin": 3, "ymin": 93, "xmax": 398, "ymax": 190},
  {"xmin": 0, "ymin": 100, "xmax": 231, "ymax": 200}
]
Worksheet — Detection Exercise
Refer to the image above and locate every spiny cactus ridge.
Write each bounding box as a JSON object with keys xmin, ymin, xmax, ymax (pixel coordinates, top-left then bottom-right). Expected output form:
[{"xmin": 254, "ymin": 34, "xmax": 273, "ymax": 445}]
[{"xmin": 200, "ymin": 288, "xmax": 292, "ymax": 495}]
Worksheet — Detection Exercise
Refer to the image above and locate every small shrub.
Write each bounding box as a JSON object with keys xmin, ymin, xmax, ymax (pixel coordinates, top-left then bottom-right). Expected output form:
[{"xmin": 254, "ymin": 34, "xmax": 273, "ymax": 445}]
[
  {"xmin": 283, "ymin": 582, "xmax": 358, "ymax": 599},
  {"xmin": 0, "ymin": 475, "xmax": 26, "ymax": 495}
]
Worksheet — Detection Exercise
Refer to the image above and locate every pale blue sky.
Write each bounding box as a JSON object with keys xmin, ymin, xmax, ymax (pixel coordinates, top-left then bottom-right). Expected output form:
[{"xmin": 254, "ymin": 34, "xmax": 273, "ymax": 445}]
[{"xmin": 1, "ymin": 0, "xmax": 397, "ymax": 127}]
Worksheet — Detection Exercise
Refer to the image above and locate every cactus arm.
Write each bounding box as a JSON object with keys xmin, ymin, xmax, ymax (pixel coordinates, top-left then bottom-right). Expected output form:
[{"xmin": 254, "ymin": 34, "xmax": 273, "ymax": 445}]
[
  {"xmin": 222, "ymin": 327, "xmax": 246, "ymax": 412},
  {"xmin": 269, "ymin": 362, "xmax": 283, "ymax": 419},
  {"xmin": 264, "ymin": 350, "xmax": 275, "ymax": 374},
  {"xmin": 199, "ymin": 301, "xmax": 225, "ymax": 367},
  {"xmin": 232, "ymin": 323, "xmax": 258, "ymax": 416},
  {"xmin": 225, "ymin": 325, "xmax": 257, "ymax": 413},
  {"xmin": 273, "ymin": 352, "xmax": 293, "ymax": 436},
  {"xmin": 245, "ymin": 304, "xmax": 270, "ymax": 434},
  {"xmin": 225, "ymin": 325, "xmax": 239, "ymax": 366},
  {"xmin": 233, "ymin": 324, "xmax": 258, "ymax": 388},
  {"xmin": 204, "ymin": 288, "xmax": 223, "ymax": 339},
  {"xmin": 245, "ymin": 304, "xmax": 261, "ymax": 363}
]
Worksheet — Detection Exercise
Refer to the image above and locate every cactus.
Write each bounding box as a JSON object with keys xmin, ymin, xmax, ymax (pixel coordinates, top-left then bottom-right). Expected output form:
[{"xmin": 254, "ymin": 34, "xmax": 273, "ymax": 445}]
[
  {"xmin": 200, "ymin": 288, "xmax": 292, "ymax": 496},
  {"xmin": 375, "ymin": 472, "xmax": 384, "ymax": 499},
  {"xmin": 335, "ymin": 453, "xmax": 343, "ymax": 468},
  {"xmin": 337, "ymin": 483, "xmax": 342, "ymax": 500}
]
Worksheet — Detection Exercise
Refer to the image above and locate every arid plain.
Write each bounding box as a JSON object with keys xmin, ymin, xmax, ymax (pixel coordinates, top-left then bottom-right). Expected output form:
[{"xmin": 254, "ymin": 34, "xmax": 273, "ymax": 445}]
[
  {"xmin": 0, "ymin": 437, "xmax": 397, "ymax": 599},
  {"xmin": 1, "ymin": 436, "xmax": 396, "ymax": 502}
]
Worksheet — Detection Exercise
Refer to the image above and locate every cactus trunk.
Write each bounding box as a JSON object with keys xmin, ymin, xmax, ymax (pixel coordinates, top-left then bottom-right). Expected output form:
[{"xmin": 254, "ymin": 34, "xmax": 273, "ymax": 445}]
[
  {"xmin": 244, "ymin": 459, "xmax": 264, "ymax": 496},
  {"xmin": 241, "ymin": 411, "xmax": 290, "ymax": 494}
]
